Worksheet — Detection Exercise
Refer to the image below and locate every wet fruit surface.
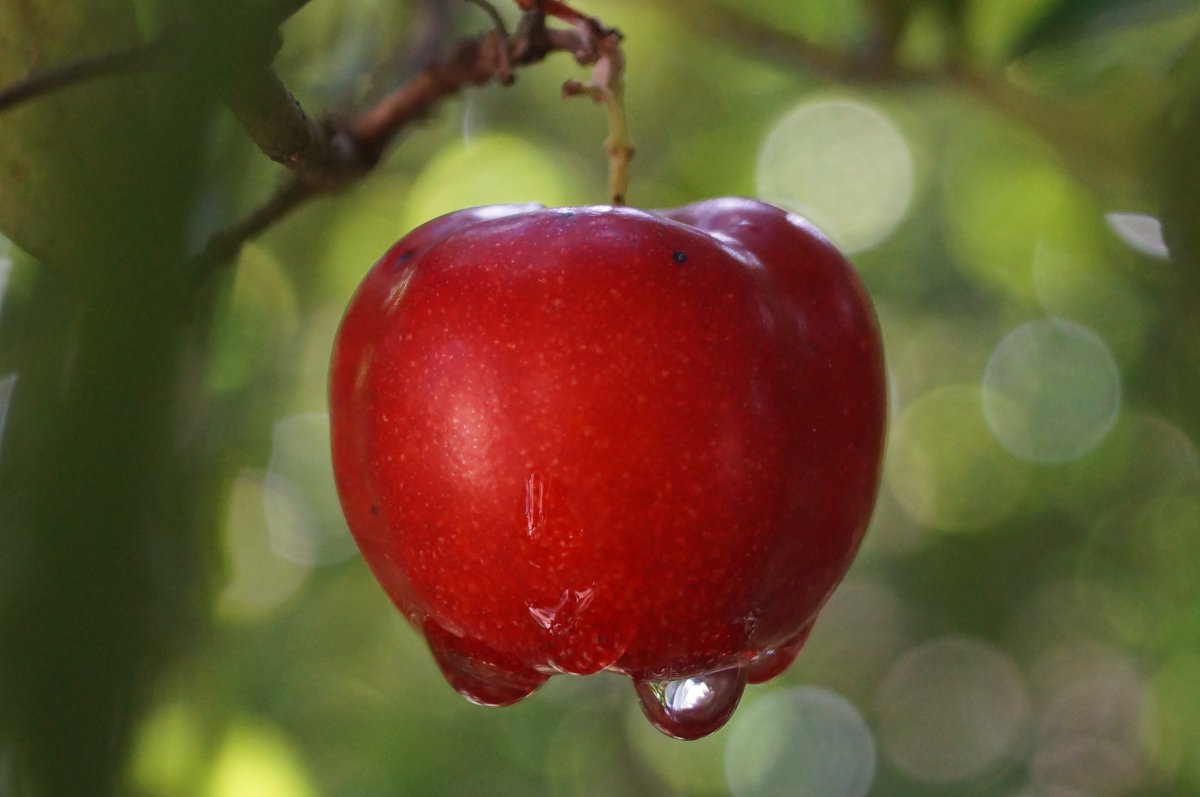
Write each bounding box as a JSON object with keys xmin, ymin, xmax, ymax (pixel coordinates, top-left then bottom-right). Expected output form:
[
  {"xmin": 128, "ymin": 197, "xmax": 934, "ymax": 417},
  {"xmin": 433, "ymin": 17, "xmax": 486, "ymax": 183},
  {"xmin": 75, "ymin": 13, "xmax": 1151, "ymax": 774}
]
[{"xmin": 329, "ymin": 198, "xmax": 887, "ymax": 739}]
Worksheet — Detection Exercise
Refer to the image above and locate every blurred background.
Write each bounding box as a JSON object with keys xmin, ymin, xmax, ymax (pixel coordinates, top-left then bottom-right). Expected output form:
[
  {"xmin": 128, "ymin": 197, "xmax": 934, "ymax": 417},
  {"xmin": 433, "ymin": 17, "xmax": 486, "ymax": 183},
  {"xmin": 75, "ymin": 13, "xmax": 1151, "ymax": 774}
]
[{"xmin": 2, "ymin": 0, "xmax": 1200, "ymax": 795}]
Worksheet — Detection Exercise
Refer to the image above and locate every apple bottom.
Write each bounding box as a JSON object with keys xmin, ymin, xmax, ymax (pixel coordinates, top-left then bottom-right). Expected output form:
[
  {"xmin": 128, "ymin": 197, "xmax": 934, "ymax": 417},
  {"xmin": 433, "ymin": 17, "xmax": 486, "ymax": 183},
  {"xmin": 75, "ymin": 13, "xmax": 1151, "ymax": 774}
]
[
  {"xmin": 418, "ymin": 611, "xmax": 816, "ymax": 742},
  {"xmin": 356, "ymin": 529, "xmax": 823, "ymax": 741}
]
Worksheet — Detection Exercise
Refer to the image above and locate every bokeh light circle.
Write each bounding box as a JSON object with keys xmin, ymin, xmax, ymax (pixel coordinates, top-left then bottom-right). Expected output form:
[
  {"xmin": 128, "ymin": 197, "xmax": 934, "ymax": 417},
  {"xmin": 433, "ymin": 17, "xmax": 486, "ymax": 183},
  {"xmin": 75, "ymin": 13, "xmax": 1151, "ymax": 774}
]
[
  {"xmin": 724, "ymin": 687, "xmax": 875, "ymax": 797},
  {"xmin": 204, "ymin": 719, "xmax": 316, "ymax": 797},
  {"xmin": 402, "ymin": 133, "xmax": 574, "ymax": 231},
  {"xmin": 218, "ymin": 471, "xmax": 311, "ymax": 622},
  {"xmin": 877, "ymin": 637, "xmax": 1030, "ymax": 784},
  {"xmin": 886, "ymin": 384, "xmax": 1030, "ymax": 531},
  {"xmin": 983, "ymin": 319, "xmax": 1121, "ymax": 464},
  {"xmin": 266, "ymin": 413, "xmax": 359, "ymax": 566},
  {"xmin": 1031, "ymin": 239, "xmax": 1151, "ymax": 369},
  {"xmin": 756, "ymin": 99, "xmax": 913, "ymax": 252},
  {"xmin": 940, "ymin": 119, "xmax": 1097, "ymax": 300},
  {"xmin": 207, "ymin": 245, "xmax": 300, "ymax": 395},
  {"xmin": 1030, "ymin": 644, "xmax": 1149, "ymax": 796},
  {"xmin": 1146, "ymin": 653, "xmax": 1200, "ymax": 781}
]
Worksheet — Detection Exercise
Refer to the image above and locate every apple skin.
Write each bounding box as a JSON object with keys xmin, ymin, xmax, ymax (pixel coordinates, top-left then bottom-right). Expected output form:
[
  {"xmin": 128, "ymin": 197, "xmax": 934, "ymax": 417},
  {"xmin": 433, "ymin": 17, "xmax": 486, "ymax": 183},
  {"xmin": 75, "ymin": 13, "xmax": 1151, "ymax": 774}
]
[{"xmin": 329, "ymin": 198, "xmax": 886, "ymax": 730}]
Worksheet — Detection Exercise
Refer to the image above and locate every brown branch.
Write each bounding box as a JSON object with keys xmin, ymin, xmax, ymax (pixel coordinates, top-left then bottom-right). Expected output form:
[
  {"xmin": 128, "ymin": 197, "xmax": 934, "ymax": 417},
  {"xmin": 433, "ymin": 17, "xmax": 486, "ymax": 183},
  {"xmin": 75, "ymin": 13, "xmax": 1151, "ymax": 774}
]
[
  {"xmin": 466, "ymin": 0, "xmax": 512, "ymax": 52},
  {"xmin": 0, "ymin": 0, "xmax": 619, "ymax": 278},
  {"xmin": 350, "ymin": 11, "xmax": 590, "ymax": 164},
  {"xmin": 362, "ymin": 0, "xmax": 458, "ymax": 106},
  {"xmin": 192, "ymin": 7, "xmax": 617, "ymax": 276},
  {"xmin": 191, "ymin": 176, "xmax": 315, "ymax": 278},
  {"xmin": 223, "ymin": 64, "xmax": 353, "ymax": 174},
  {"xmin": 351, "ymin": 27, "xmax": 515, "ymax": 162}
]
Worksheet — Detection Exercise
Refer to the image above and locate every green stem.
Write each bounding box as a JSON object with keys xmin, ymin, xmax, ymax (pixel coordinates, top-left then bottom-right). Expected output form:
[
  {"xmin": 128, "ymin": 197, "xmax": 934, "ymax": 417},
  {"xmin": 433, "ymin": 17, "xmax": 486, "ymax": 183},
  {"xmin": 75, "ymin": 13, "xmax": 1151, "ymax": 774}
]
[{"xmin": 603, "ymin": 83, "xmax": 633, "ymax": 205}]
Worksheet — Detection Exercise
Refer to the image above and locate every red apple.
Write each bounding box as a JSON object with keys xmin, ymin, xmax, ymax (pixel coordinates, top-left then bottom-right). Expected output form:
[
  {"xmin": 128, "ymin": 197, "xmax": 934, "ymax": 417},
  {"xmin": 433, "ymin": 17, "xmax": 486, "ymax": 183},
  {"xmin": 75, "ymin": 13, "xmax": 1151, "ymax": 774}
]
[{"xmin": 329, "ymin": 198, "xmax": 886, "ymax": 739}]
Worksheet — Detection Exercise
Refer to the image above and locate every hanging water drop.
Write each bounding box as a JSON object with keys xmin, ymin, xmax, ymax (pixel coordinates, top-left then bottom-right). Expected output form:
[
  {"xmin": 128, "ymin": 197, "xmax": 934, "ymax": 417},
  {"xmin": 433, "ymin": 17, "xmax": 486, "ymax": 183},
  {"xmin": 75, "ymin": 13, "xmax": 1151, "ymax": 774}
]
[
  {"xmin": 633, "ymin": 665, "xmax": 748, "ymax": 740},
  {"xmin": 746, "ymin": 623, "xmax": 814, "ymax": 684},
  {"xmin": 422, "ymin": 620, "xmax": 547, "ymax": 707}
]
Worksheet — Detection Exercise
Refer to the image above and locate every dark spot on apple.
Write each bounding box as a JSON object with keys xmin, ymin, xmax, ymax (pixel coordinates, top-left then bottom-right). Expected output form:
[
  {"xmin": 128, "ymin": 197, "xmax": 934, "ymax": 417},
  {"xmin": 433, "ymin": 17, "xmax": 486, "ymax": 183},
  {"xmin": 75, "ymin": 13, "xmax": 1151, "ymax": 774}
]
[
  {"xmin": 673, "ymin": 251, "xmax": 688, "ymax": 265},
  {"xmin": 557, "ymin": 211, "xmax": 575, "ymax": 218},
  {"xmin": 370, "ymin": 504, "xmax": 379, "ymax": 516},
  {"xmin": 397, "ymin": 249, "xmax": 415, "ymax": 263}
]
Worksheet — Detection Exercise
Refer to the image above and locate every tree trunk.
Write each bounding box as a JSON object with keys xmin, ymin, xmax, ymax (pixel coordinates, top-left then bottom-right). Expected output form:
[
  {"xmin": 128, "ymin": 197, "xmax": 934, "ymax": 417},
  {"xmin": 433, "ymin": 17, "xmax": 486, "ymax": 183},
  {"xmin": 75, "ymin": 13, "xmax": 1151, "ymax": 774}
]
[{"xmin": 0, "ymin": 2, "xmax": 225, "ymax": 793}]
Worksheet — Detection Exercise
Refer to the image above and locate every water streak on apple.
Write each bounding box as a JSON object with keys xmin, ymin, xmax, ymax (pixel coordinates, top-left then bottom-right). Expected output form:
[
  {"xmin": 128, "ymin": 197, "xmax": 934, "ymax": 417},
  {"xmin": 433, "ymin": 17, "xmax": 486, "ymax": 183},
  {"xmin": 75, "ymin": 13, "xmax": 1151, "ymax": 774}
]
[{"xmin": 329, "ymin": 197, "xmax": 887, "ymax": 739}]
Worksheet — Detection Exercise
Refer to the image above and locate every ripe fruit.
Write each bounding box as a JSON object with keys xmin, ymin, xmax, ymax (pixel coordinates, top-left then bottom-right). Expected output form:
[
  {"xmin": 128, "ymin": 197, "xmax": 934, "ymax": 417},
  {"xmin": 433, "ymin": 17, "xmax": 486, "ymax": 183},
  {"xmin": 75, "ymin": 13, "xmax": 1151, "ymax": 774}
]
[{"xmin": 329, "ymin": 198, "xmax": 886, "ymax": 739}]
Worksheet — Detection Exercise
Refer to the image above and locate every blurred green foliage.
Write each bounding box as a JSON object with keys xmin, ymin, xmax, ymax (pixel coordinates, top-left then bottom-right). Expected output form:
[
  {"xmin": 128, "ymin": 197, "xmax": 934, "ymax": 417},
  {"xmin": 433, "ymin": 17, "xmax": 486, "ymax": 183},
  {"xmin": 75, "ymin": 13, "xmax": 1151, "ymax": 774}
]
[{"xmin": 1, "ymin": 0, "xmax": 1199, "ymax": 795}]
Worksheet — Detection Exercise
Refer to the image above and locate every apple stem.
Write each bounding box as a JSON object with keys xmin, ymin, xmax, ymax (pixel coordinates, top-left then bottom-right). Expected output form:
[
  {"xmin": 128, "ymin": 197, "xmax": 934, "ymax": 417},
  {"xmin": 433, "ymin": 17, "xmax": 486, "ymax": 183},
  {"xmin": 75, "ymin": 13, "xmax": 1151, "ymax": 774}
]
[
  {"xmin": 528, "ymin": 0, "xmax": 634, "ymax": 206},
  {"xmin": 562, "ymin": 33, "xmax": 634, "ymax": 206},
  {"xmin": 602, "ymin": 86, "xmax": 633, "ymax": 206}
]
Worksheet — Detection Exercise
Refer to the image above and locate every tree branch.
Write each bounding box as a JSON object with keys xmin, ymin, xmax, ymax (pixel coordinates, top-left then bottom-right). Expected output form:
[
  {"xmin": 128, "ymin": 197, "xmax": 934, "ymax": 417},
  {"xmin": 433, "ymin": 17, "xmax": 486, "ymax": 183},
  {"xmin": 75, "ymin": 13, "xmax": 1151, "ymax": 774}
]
[
  {"xmin": 351, "ymin": 27, "xmax": 513, "ymax": 163},
  {"xmin": 0, "ymin": 39, "xmax": 169, "ymax": 115},
  {"xmin": 191, "ymin": 177, "xmax": 315, "ymax": 276},
  {"xmin": 0, "ymin": 1, "xmax": 624, "ymax": 279},
  {"xmin": 223, "ymin": 64, "xmax": 351, "ymax": 173},
  {"xmin": 191, "ymin": 7, "xmax": 618, "ymax": 277}
]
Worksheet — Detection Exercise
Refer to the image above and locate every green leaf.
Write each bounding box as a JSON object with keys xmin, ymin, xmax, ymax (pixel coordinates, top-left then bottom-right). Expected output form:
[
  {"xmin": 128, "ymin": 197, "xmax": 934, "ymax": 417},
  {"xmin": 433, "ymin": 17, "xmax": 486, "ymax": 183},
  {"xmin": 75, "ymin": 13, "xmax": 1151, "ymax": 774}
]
[
  {"xmin": 1012, "ymin": 0, "xmax": 1196, "ymax": 57},
  {"xmin": 1158, "ymin": 35, "xmax": 1200, "ymax": 281},
  {"xmin": 0, "ymin": 0, "xmax": 146, "ymax": 273}
]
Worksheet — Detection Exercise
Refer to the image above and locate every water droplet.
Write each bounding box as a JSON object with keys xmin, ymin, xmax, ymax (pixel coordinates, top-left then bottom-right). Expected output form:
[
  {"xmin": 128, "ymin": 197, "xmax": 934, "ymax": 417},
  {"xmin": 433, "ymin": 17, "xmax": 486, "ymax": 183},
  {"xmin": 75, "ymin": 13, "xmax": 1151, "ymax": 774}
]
[
  {"xmin": 523, "ymin": 471, "xmax": 547, "ymax": 540},
  {"xmin": 422, "ymin": 620, "xmax": 547, "ymax": 707},
  {"xmin": 746, "ymin": 623, "xmax": 814, "ymax": 684},
  {"xmin": 527, "ymin": 587, "xmax": 633, "ymax": 675},
  {"xmin": 383, "ymin": 261, "xmax": 418, "ymax": 313},
  {"xmin": 516, "ymin": 473, "xmax": 635, "ymax": 674},
  {"xmin": 529, "ymin": 587, "xmax": 595, "ymax": 632},
  {"xmin": 634, "ymin": 666, "xmax": 748, "ymax": 740}
]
